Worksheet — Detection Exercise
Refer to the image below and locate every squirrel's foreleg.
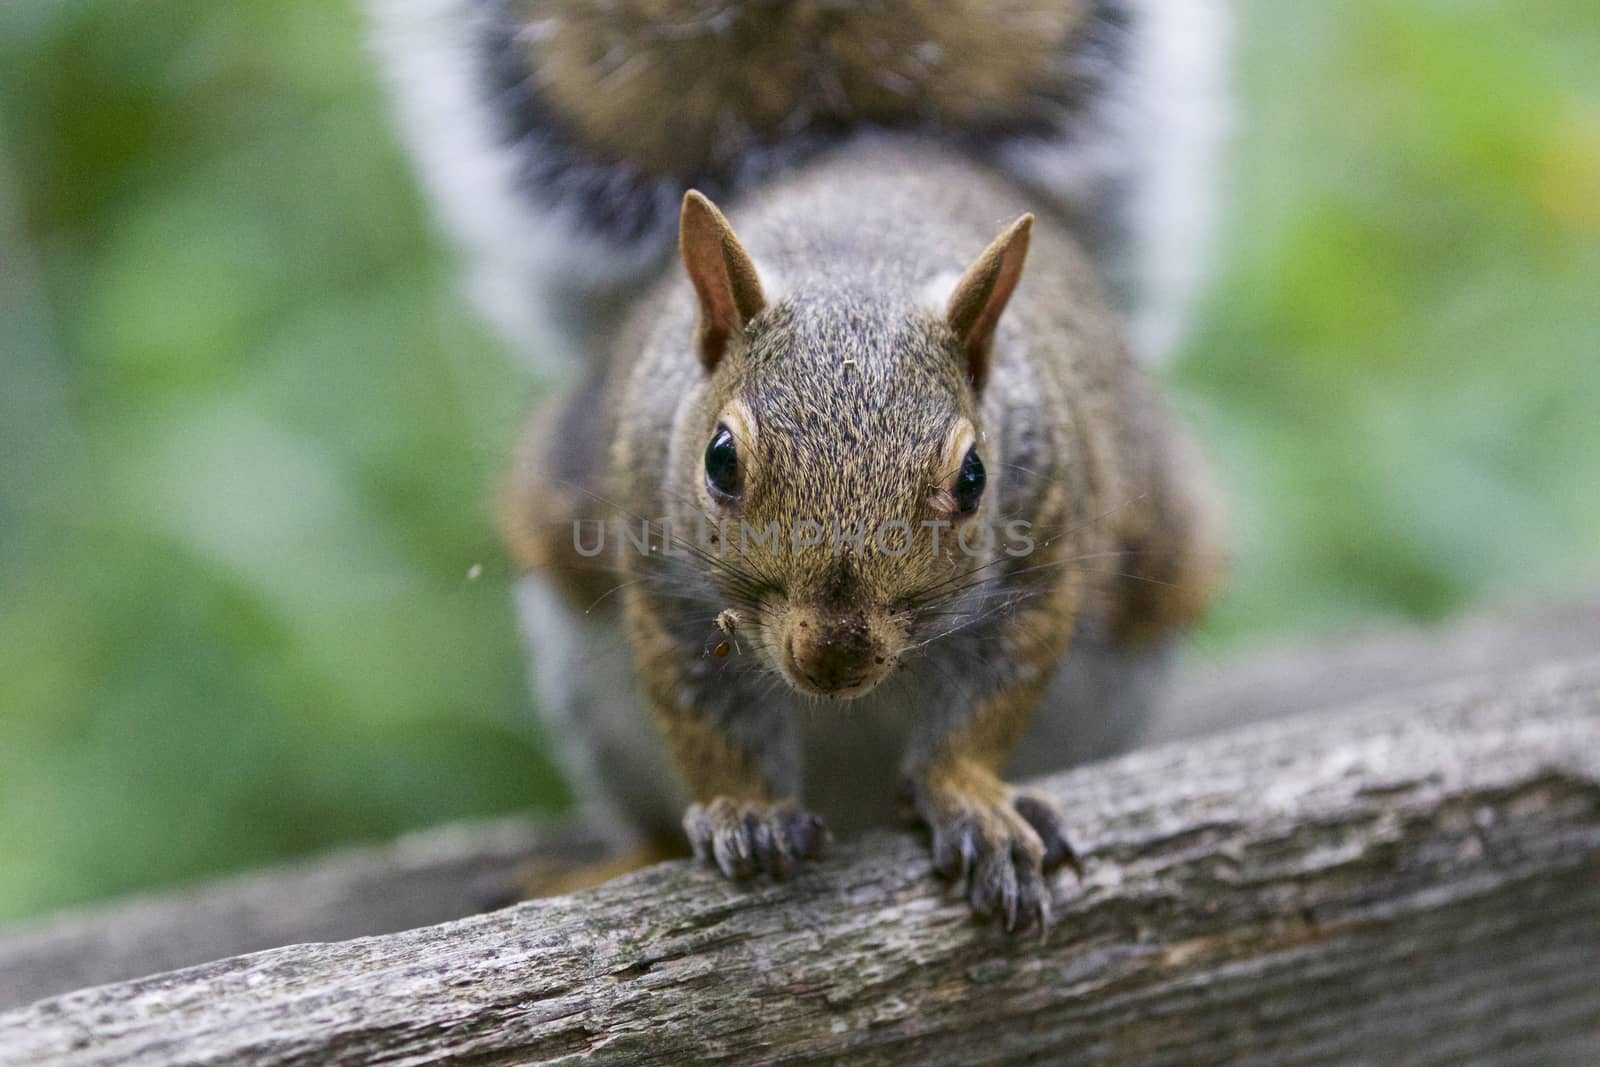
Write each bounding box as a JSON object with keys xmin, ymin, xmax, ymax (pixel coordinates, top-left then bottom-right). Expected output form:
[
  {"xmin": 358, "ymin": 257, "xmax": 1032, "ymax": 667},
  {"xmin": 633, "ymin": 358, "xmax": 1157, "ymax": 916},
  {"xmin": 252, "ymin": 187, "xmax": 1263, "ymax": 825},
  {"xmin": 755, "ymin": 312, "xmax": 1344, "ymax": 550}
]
[
  {"xmin": 902, "ymin": 581, "xmax": 1082, "ymax": 932},
  {"xmin": 625, "ymin": 591, "xmax": 829, "ymax": 880}
]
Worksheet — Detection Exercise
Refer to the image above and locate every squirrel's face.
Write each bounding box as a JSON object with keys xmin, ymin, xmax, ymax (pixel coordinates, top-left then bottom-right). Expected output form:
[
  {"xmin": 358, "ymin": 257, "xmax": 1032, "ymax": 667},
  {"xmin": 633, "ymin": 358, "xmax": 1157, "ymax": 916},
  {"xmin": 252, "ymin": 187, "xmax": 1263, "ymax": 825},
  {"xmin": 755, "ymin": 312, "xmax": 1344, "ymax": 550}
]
[
  {"xmin": 672, "ymin": 193, "xmax": 1032, "ymax": 701},
  {"xmin": 696, "ymin": 303, "xmax": 986, "ymax": 699}
]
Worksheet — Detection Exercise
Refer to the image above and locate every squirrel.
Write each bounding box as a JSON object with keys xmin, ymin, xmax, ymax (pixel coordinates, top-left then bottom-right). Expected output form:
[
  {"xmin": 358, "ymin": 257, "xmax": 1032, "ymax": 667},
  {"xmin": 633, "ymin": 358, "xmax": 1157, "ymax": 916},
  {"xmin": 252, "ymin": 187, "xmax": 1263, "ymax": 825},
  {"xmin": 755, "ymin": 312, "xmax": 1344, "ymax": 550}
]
[{"xmin": 372, "ymin": 0, "xmax": 1229, "ymax": 930}]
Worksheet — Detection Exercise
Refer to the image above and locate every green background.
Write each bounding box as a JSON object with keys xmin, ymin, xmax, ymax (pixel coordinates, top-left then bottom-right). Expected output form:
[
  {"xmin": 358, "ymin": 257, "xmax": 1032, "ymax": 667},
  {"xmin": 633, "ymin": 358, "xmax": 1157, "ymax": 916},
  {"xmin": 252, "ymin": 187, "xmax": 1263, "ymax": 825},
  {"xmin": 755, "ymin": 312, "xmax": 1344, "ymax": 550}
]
[{"xmin": 1, "ymin": 1, "xmax": 1596, "ymax": 923}]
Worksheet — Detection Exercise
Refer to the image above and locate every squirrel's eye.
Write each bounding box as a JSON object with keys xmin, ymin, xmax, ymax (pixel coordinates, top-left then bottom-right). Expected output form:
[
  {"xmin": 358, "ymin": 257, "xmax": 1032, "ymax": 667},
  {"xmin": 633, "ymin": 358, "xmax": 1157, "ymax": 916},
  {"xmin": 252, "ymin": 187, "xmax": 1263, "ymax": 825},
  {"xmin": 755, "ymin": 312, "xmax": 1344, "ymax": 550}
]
[
  {"xmin": 704, "ymin": 424, "xmax": 741, "ymax": 500},
  {"xmin": 954, "ymin": 447, "xmax": 986, "ymax": 516}
]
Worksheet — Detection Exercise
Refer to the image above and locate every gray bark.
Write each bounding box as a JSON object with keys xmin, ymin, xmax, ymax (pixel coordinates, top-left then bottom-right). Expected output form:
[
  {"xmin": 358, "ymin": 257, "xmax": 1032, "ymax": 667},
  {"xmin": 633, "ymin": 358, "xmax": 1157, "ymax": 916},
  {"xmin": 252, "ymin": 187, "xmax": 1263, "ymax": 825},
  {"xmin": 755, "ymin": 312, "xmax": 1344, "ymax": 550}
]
[
  {"xmin": 0, "ymin": 596, "xmax": 1594, "ymax": 1014},
  {"xmin": 0, "ymin": 818, "xmax": 616, "ymax": 1013},
  {"xmin": 3, "ymin": 654, "xmax": 1598, "ymax": 1066}
]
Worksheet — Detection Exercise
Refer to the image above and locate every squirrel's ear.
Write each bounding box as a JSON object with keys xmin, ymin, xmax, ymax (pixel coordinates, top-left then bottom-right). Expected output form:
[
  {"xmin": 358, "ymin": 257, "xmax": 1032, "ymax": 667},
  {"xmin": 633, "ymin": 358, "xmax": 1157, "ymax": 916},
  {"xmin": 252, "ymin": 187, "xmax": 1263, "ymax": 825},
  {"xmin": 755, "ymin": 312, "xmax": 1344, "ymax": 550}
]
[
  {"xmin": 679, "ymin": 190, "xmax": 767, "ymax": 372},
  {"xmin": 946, "ymin": 213, "xmax": 1032, "ymax": 392}
]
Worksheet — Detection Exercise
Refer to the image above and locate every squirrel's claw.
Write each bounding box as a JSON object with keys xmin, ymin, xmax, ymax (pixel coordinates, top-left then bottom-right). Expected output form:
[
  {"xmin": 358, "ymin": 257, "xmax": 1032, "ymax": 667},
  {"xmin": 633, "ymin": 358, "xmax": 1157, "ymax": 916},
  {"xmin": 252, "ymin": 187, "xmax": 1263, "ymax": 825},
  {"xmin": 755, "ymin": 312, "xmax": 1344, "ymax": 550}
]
[
  {"xmin": 684, "ymin": 798, "xmax": 829, "ymax": 881},
  {"xmin": 1013, "ymin": 793, "xmax": 1084, "ymax": 879},
  {"xmin": 915, "ymin": 782, "xmax": 1074, "ymax": 934}
]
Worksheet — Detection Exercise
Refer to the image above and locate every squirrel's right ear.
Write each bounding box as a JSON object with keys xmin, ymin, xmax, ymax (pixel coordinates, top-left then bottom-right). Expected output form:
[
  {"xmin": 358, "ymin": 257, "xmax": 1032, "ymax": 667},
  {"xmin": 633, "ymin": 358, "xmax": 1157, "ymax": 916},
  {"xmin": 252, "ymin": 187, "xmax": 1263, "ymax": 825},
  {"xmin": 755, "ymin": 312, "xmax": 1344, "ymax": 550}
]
[
  {"xmin": 946, "ymin": 214, "xmax": 1033, "ymax": 393},
  {"xmin": 679, "ymin": 191, "xmax": 767, "ymax": 372}
]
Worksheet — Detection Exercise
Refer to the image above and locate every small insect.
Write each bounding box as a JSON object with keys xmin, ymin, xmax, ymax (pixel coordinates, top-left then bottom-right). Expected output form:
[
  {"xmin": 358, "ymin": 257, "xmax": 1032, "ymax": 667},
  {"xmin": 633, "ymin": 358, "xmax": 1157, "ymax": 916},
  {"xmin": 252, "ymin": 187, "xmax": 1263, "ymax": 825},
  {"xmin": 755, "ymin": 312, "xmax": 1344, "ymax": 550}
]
[{"xmin": 712, "ymin": 609, "xmax": 742, "ymax": 657}]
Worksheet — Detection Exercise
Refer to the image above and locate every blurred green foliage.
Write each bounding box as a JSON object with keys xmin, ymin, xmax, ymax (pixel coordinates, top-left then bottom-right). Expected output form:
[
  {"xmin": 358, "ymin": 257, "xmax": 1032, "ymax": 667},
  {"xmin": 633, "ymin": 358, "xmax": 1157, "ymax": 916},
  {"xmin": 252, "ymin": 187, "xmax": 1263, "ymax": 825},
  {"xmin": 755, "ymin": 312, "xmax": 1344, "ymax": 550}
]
[
  {"xmin": 1182, "ymin": 0, "xmax": 1600, "ymax": 643},
  {"xmin": 1, "ymin": 0, "xmax": 1596, "ymax": 922},
  {"xmin": 0, "ymin": 2, "xmax": 561, "ymax": 922}
]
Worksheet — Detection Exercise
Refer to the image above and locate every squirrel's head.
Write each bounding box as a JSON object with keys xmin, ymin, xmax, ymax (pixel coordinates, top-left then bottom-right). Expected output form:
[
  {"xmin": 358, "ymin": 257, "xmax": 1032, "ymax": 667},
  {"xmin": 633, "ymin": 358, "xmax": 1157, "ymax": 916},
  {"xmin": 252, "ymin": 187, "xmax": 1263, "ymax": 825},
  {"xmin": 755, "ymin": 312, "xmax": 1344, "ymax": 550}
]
[{"xmin": 673, "ymin": 191, "xmax": 1032, "ymax": 701}]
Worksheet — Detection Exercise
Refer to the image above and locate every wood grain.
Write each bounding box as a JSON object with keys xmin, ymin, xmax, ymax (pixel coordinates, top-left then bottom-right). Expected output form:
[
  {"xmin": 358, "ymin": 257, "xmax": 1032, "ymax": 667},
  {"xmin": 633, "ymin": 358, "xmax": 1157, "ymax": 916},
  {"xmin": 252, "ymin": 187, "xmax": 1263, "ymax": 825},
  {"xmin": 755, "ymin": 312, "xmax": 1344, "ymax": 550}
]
[{"xmin": 3, "ymin": 655, "xmax": 1597, "ymax": 1065}]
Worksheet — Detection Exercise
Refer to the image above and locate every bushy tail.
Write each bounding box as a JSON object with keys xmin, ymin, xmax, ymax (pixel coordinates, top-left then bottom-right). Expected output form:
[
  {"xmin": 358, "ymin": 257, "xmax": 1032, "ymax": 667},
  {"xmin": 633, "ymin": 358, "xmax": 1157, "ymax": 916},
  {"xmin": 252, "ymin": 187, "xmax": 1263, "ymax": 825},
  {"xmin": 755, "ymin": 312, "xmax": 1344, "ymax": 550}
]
[{"xmin": 370, "ymin": 0, "xmax": 1228, "ymax": 368}]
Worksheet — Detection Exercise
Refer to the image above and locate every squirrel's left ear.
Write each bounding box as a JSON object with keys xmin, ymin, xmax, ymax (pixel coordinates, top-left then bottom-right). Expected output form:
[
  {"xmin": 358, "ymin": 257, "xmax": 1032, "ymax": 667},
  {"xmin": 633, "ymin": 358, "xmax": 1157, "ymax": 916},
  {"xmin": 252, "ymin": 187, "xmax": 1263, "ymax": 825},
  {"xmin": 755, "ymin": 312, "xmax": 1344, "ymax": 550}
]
[
  {"xmin": 679, "ymin": 190, "xmax": 767, "ymax": 373},
  {"xmin": 946, "ymin": 213, "xmax": 1032, "ymax": 393}
]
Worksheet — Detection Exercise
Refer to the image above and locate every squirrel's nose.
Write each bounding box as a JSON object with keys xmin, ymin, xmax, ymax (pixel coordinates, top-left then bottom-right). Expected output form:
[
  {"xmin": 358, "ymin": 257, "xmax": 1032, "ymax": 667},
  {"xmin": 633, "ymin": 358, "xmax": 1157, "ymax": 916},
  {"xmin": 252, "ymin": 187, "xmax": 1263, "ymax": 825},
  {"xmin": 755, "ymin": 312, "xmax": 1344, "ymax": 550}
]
[{"xmin": 783, "ymin": 612, "xmax": 887, "ymax": 697}]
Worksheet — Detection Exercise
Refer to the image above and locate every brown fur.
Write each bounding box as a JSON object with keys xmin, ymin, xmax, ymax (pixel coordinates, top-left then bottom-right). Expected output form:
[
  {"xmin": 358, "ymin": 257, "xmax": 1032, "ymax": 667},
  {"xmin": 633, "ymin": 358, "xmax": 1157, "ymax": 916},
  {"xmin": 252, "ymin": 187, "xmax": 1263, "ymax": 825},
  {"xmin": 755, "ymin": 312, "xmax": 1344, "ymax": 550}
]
[
  {"xmin": 625, "ymin": 591, "xmax": 775, "ymax": 803},
  {"xmin": 946, "ymin": 213, "xmax": 1033, "ymax": 391},
  {"xmin": 521, "ymin": 0, "xmax": 1092, "ymax": 178},
  {"xmin": 679, "ymin": 191, "xmax": 768, "ymax": 370}
]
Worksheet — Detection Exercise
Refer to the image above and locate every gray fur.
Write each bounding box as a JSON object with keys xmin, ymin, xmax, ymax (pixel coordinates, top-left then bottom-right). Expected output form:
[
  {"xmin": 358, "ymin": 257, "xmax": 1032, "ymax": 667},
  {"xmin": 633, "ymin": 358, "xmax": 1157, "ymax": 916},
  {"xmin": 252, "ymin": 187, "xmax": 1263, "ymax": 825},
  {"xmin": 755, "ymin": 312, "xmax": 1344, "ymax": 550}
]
[
  {"xmin": 508, "ymin": 139, "xmax": 1216, "ymax": 848},
  {"xmin": 381, "ymin": 5, "xmax": 1225, "ymax": 883}
]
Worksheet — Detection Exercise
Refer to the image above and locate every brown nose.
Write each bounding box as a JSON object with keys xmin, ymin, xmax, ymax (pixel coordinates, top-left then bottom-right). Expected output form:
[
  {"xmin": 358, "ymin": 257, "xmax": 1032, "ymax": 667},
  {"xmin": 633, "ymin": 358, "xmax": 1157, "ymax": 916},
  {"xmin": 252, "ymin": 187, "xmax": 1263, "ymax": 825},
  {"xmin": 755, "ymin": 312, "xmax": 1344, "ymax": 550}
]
[{"xmin": 787, "ymin": 614, "xmax": 880, "ymax": 695}]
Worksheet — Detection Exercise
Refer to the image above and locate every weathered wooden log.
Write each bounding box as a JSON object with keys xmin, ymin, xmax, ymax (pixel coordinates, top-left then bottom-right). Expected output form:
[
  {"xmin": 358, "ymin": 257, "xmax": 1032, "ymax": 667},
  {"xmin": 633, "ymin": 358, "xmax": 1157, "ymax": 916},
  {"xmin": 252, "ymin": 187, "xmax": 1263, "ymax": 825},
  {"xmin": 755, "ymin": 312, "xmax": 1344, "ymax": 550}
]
[
  {"xmin": 3, "ymin": 655, "xmax": 1598, "ymax": 1066},
  {"xmin": 0, "ymin": 817, "xmax": 617, "ymax": 1013},
  {"xmin": 0, "ymin": 596, "xmax": 1595, "ymax": 1015}
]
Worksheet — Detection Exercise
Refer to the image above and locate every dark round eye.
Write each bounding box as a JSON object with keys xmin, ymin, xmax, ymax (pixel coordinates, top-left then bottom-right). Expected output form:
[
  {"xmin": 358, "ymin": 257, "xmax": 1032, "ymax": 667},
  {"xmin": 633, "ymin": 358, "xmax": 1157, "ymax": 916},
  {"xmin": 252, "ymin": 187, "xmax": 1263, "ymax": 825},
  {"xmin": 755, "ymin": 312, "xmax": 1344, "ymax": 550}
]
[
  {"xmin": 704, "ymin": 424, "xmax": 741, "ymax": 500},
  {"xmin": 954, "ymin": 446, "xmax": 986, "ymax": 516}
]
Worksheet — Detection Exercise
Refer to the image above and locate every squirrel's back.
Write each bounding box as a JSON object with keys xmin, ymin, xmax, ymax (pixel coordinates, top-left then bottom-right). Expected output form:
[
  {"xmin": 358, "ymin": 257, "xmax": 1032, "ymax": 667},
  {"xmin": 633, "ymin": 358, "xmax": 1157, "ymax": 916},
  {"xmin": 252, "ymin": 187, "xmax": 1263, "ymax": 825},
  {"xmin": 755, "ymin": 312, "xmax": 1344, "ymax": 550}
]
[{"xmin": 370, "ymin": 0, "xmax": 1228, "ymax": 366}]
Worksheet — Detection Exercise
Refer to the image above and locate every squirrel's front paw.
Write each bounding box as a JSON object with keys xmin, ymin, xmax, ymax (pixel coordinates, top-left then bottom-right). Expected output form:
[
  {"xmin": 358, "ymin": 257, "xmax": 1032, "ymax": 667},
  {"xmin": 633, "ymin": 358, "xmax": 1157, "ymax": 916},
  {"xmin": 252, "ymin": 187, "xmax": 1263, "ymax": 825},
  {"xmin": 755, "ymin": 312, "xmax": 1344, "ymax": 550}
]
[
  {"xmin": 683, "ymin": 798, "xmax": 830, "ymax": 880},
  {"xmin": 910, "ymin": 775, "xmax": 1081, "ymax": 932}
]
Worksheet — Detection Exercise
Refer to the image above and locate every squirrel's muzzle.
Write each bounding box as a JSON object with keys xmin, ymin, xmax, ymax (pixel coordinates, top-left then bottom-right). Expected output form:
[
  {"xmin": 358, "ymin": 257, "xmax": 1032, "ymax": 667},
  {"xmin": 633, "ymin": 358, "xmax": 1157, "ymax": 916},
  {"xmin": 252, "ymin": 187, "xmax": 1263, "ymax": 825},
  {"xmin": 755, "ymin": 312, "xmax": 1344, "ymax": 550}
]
[{"xmin": 780, "ymin": 609, "xmax": 891, "ymax": 700}]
